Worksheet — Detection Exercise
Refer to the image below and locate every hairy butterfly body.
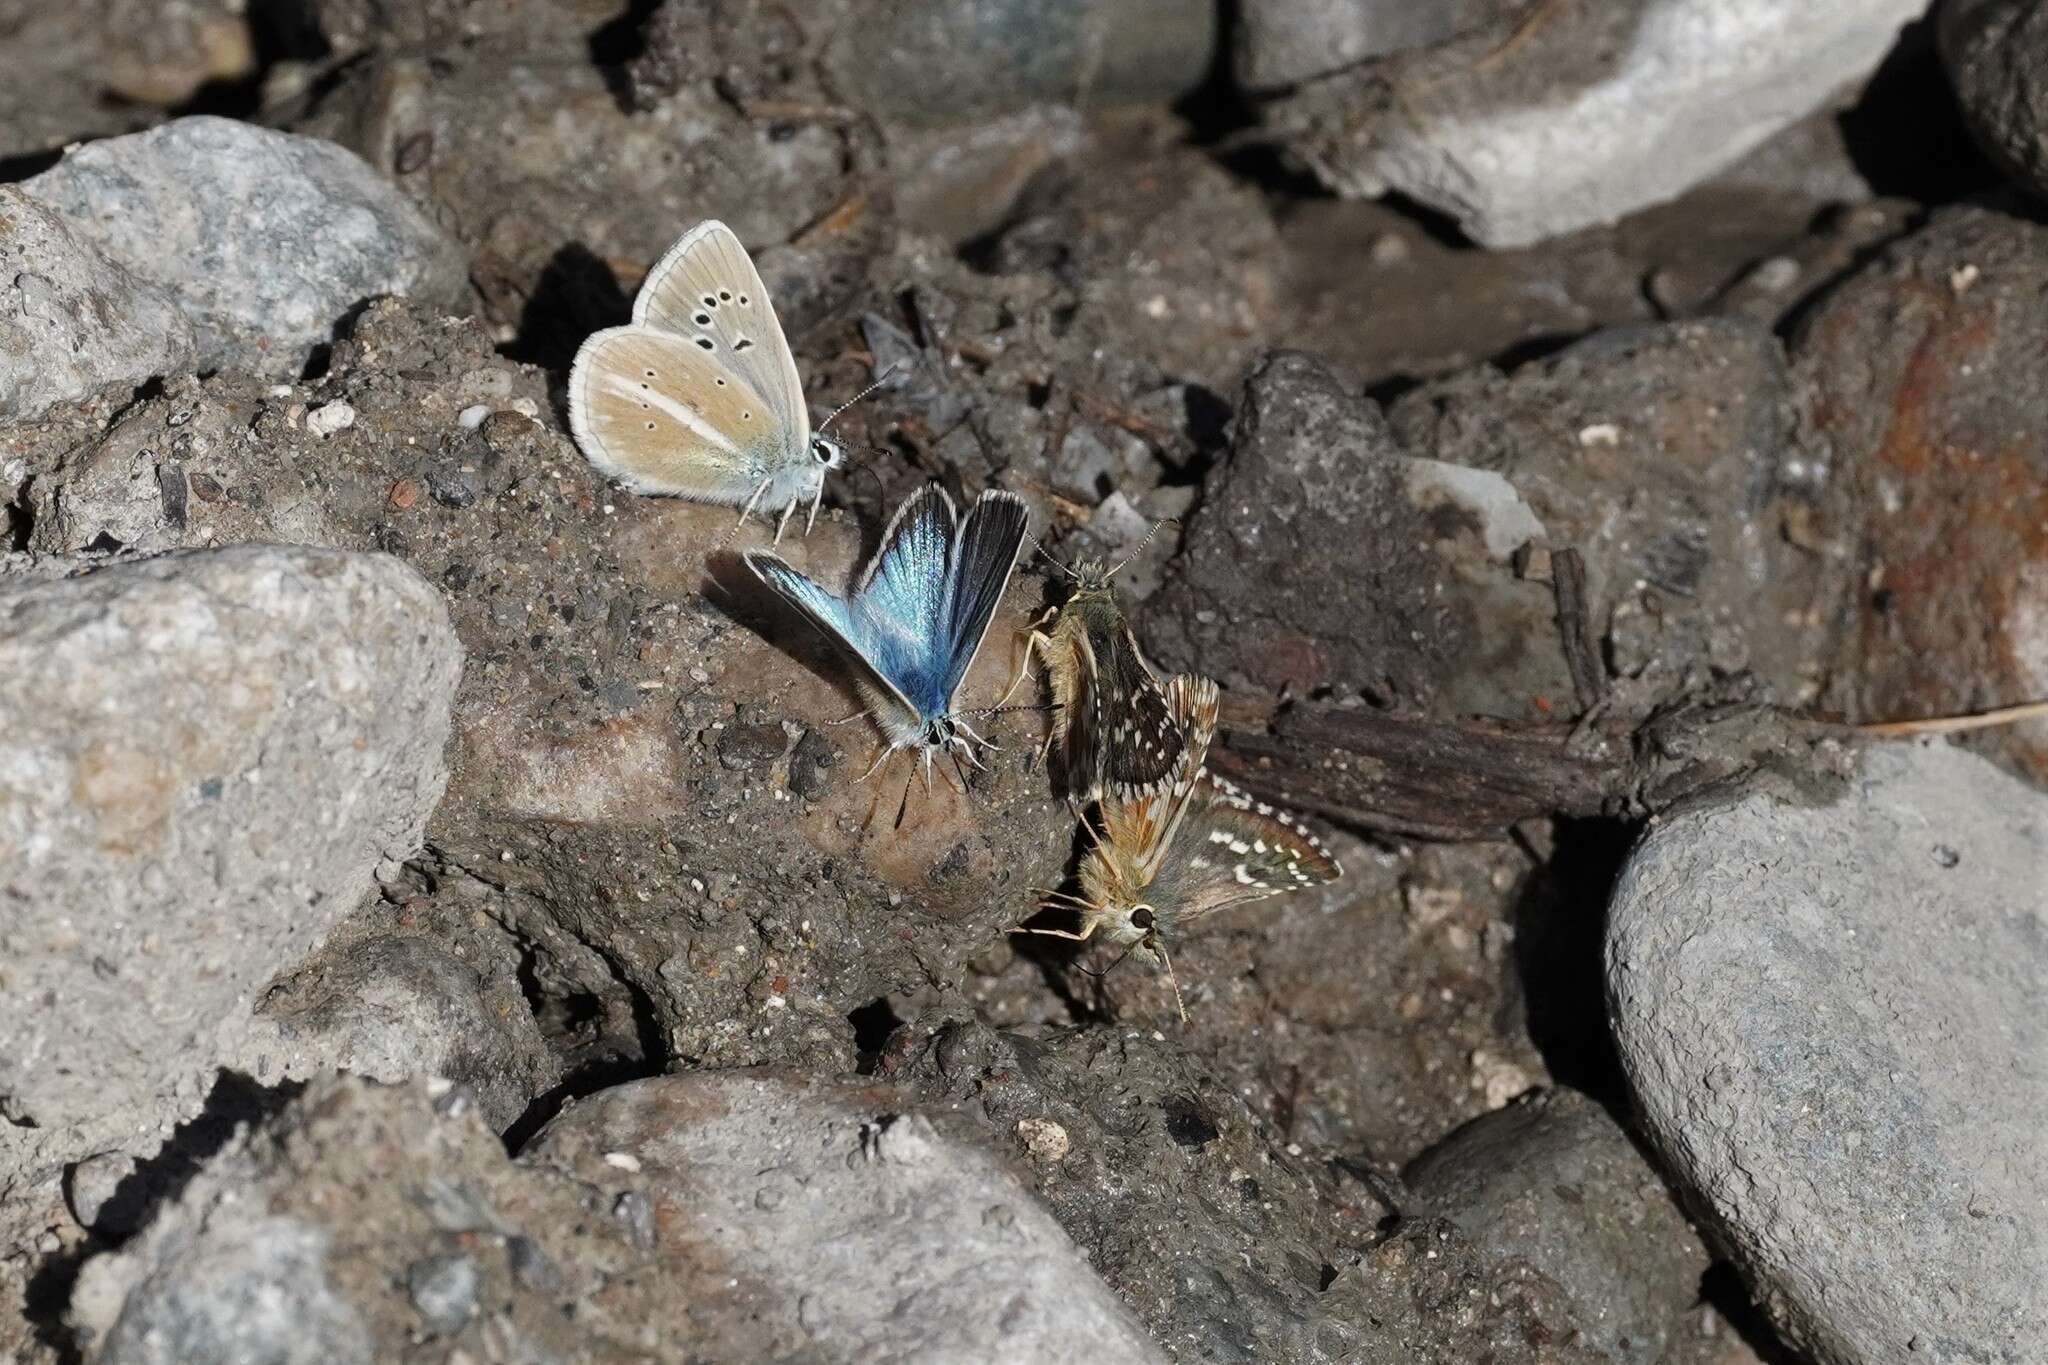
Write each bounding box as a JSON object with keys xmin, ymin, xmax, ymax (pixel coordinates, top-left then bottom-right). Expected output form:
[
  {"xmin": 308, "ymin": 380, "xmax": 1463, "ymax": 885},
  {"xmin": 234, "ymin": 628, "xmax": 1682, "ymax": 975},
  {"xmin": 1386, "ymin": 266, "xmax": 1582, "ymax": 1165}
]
[
  {"xmin": 1027, "ymin": 674, "xmax": 1342, "ymax": 1019},
  {"xmin": 746, "ymin": 486, "xmax": 1030, "ymax": 785},
  {"xmin": 568, "ymin": 220, "xmax": 845, "ymax": 539}
]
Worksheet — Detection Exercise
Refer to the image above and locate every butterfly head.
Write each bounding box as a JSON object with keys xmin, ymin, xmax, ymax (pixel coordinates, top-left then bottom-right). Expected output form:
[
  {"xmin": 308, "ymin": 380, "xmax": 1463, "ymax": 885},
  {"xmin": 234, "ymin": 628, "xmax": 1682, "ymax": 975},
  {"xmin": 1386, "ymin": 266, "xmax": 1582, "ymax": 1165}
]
[
  {"xmin": 810, "ymin": 433, "xmax": 848, "ymax": 472},
  {"xmin": 1082, "ymin": 898, "xmax": 1160, "ymax": 951},
  {"xmin": 1068, "ymin": 559, "xmax": 1117, "ymax": 596}
]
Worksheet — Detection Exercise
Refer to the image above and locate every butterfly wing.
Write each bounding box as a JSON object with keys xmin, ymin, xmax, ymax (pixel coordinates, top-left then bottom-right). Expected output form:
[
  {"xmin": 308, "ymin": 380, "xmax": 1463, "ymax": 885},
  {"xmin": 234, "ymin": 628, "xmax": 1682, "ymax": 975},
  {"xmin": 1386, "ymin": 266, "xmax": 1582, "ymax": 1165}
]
[
  {"xmin": 938, "ymin": 490, "xmax": 1030, "ymax": 705},
  {"xmin": 1065, "ymin": 603, "xmax": 1185, "ymax": 802},
  {"xmin": 844, "ymin": 485, "xmax": 959, "ymax": 725},
  {"xmin": 568, "ymin": 326, "xmax": 787, "ymax": 502},
  {"xmin": 633, "ymin": 221, "xmax": 807, "ymax": 451},
  {"xmin": 1150, "ymin": 775, "xmax": 1342, "ymax": 927},
  {"xmin": 744, "ymin": 549, "xmax": 925, "ymax": 737},
  {"xmin": 1089, "ymin": 679, "xmax": 1212, "ymax": 892}
]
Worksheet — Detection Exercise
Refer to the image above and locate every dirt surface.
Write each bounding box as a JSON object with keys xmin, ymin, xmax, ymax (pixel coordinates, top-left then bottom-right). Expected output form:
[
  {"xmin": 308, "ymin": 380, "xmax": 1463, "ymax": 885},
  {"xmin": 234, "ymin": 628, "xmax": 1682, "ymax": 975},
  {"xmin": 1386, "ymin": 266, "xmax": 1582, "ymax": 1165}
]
[{"xmin": 0, "ymin": 3, "xmax": 2031, "ymax": 1362}]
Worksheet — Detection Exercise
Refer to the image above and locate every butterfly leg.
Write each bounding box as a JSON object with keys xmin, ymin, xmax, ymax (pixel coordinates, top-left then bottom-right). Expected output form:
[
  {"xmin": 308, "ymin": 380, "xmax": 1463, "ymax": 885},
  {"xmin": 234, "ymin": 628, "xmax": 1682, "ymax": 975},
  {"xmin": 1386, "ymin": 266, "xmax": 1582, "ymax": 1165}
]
[
  {"xmin": 735, "ymin": 478, "xmax": 771, "ymax": 528},
  {"xmin": 805, "ymin": 477, "xmax": 825, "ymax": 534},
  {"xmin": 712, "ymin": 479, "xmax": 775, "ymax": 551},
  {"xmin": 1036, "ymin": 722, "xmax": 1063, "ymax": 775},
  {"xmin": 951, "ymin": 716, "xmax": 997, "ymax": 757},
  {"xmin": 994, "ymin": 623, "xmax": 1055, "ymax": 711},
  {"xmin": 1008, "ymin": 918, "xmax": 1100, "ymax": 943},
  {"xmin": 773, "ymin": 496, "xmax": 800, "ymax": 544},
  {"xmin": 854, "ymin": 743, "xmax": 899, "ymax": 783}
]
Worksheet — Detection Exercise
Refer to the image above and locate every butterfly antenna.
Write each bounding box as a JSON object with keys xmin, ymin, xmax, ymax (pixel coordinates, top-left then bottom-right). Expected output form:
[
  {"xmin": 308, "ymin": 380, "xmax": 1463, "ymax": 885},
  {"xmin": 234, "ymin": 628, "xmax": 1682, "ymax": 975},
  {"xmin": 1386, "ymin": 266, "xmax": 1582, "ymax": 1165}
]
[
  {"xmin": 1105, "ymin": 515, "xmax": 1181, "ymax": 581},
  {"xmin": 819, "ymin": 359, "xmax": 905, "ymax": 434},
  {"xmin": 1023, "ymin": 533, "xmax": 1078, "ymax": 581},
  {"xmin": 1077, "ymin": 939, "xmax": 1143, "ymax": 981},
  {"xmin": 960, "ymin": 701, "xmax": 1057, "ymax": 721}
]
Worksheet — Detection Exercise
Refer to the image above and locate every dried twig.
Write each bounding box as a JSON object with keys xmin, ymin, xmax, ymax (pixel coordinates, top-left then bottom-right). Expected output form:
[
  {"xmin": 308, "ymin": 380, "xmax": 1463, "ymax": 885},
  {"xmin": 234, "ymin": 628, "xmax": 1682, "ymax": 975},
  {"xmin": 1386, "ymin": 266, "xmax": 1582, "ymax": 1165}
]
[
  {"xmin": 1857, "ymin": 700, "xmax": 2048, "ymax": 737},
  {"xmin": 1550, "ymin": 547, "xmax": 1606, "ymax": 714}
]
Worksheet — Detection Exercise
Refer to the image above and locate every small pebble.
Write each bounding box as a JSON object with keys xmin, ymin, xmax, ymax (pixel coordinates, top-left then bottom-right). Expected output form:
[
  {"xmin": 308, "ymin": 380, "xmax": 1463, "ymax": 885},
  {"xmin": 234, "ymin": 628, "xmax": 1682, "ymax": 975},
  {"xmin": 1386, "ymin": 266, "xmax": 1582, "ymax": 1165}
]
[
  {"xmin": 433, "ymin": 1083, "xmax": 476, "ymax": 1120},
  {"xmin": 1015, "ymin": 1117, "xmax": 1070, "ymax": 1163},
  {"xmin": 407, "ymin": 1252, "xmax": 480, "ymax": 1335},
  {"xmin": 505, "ymin": 1235, "xmax": 563, "ymax": 1294},
  {"xmin": 458, "ymin": 403, "xmax": 492, "ymax": 430},
  {"xmin": 1369, "ymin": 231, "xmax": 1411, "ymax": 266},
  {"xmin": 614, "ymin": 1190, "xmax": 658, "ymax": 1249},
  {"xmin": 602, "ymin": 1151, "xmax": 643, "ymax": 1173},
  {"xmin": 305, "ymin": 401, "xmax": 356, "ymax": 437},
  {"xmin": 1746, "ymin": 255, "xmax": 1801, "ymax": 293},
  {"xmin": 65, "ymin": 1150, "xmax": 141, "ymax": 1238}
]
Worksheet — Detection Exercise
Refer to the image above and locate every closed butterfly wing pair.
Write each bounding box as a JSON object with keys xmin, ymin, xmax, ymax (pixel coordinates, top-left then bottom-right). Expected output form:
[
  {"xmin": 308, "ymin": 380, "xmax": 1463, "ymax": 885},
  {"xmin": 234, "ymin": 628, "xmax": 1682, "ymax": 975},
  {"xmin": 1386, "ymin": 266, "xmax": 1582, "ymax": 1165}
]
[
  {"xmin": 747, "ymin": 486, "xmax": 1030, "ymax": 768},
  {"xmin": 1032, "ymin": 565, "xmax": 1187, "ymax": 804},
  {"xmin": 569, "ymin": 221, "xmax": 845, "ymax": 536}
]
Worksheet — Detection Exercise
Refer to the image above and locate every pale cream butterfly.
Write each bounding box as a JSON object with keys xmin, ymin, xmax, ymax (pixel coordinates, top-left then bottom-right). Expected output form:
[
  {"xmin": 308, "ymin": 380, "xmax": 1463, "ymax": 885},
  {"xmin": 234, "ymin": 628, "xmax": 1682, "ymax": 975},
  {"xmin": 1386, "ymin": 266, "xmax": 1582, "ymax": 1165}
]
[{"xmin": 567, "ymin": 220, "xmax": 848, "ymax": 540}]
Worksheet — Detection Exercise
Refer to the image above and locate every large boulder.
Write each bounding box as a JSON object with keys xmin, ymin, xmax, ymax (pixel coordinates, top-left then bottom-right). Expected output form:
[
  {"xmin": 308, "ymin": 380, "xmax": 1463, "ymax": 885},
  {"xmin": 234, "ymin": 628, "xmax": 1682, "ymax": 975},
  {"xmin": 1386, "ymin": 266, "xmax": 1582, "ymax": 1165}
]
[
  {"xmin": 22, "ymin": 117, "xmax": 470, "ymax": 377},
  {"xmin": 1608, "ymin": 741, "xmax": 2047, "ymax": 1362},
  {"xmin": 0, "ymin": 190, "xmax": 196, "ymax": 422},
  {"xmin": 1271, "ymin": 0, "xmax": 1927, "ymax": 246}
]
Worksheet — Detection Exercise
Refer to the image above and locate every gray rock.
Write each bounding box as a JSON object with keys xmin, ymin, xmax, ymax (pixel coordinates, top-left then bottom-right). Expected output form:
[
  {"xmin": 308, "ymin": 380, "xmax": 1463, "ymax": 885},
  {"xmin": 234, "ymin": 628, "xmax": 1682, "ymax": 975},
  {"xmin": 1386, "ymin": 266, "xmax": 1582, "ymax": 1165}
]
[
  {"xmin": 825, "ymin": 0, "xmax": 1217, "ymax": 126},
  {"xmin": 1236, "ymin": 0, "xmax": 1504, "ymax": 91},
  {"xmin": 255, "ymin": 930, "xmax": 563, "ymax": 1135},
  {"xmin": 69, "ymin": 1073, "xmax": 1164, "ymax": 1363},
  {"xmin": 63, "ymin": 1152, "xmax": 144, "ymax": 1242},
  {"xmin": 1388, "ymin": 318, "xmax": 1836, "ymax": 721},
  {"xmin": 1608, "ymin": 741, "xmax": 2048, "ymax": 1363},
  {"xmin": 1404, "ymin": 1089, "xmax": 1711, "ymax": 1365},
  {"xmin": 22, "ymin": 116, "xmax": 470, "ymax": 376},
  {"xmin": 1146, "ymin": 350, "xmax": 1473, "ymax": 704},
  {"xmin": 0, "ymin": 189, "xmax": 196, "ymax": 422},
  {"xmin": 1941, "ymin": 0, "xmax": 2048, "ymax": 199},
  {"xmin": 527, "ymin": 1071, "xmax": 1168, "ymax": 1363},
  {"xmin": 89, "ymin": 1218, "xmax": 372, "ymax": 1365},
  {"xmin": 0, "ymin": 546, "xmax": 460, "ymax": 1136},
  {"xmin": 1273, "ymin": 0, "xmax": 1927, "ymax": 246},
  {"xmin": 405, "ymin": 1252, "xmax": 479, "ymax": 1335}
]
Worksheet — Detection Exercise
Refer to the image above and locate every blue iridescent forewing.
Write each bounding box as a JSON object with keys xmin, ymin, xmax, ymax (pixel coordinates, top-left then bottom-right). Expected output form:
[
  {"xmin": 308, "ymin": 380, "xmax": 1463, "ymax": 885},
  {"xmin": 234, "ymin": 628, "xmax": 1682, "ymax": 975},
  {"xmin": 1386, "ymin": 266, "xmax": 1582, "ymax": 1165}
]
[
  {"xmin": 938, "ymin": 490, "xmax": 1029, "ymax": 700},
  {"xmin": 745, "ymin": 550, "xmax": 928, "ymax": 733},
  {"xmin": 847, "ymin": 485, "xmax": 960, "ymax": 722}
]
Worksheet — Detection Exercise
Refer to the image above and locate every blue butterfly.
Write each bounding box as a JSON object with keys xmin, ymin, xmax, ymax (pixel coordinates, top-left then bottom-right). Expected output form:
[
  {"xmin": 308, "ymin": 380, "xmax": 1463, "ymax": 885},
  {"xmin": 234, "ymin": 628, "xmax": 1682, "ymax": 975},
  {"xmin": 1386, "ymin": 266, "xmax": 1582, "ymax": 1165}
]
[{"xmin": 746, "ymin": 485, "xmax": 1031, "ymax": 786}]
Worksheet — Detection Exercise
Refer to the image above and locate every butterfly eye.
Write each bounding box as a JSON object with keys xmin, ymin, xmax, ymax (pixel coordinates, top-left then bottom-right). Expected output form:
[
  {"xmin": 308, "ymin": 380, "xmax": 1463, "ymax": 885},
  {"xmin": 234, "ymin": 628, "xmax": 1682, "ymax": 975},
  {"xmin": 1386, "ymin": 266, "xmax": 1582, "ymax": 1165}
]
[{"xmin": 1130, "ymin": 906, "xmax": 1156, "ymax": 930}]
